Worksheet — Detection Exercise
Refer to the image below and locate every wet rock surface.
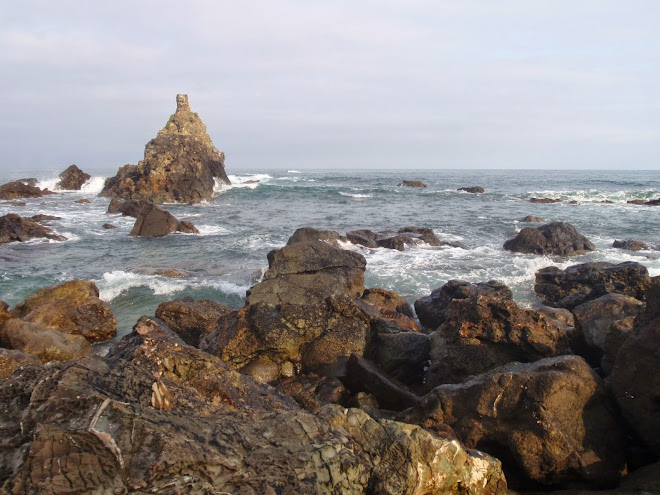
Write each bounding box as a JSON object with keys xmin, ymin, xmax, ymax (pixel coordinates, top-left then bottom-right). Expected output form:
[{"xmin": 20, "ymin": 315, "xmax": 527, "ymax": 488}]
[
  {"xmin": 398, "ymin": 180, "xmax": 426, "ymax": 187},
  {"xmin": 129, "ymin": 204, "xmax": 199, "ymax": 236},
  {"xmin": 0, "ymin": 180, "xmax": 54, "ymax": 200},
  {"xmin": 155, "ymin": 297, "xmax": 234, "ymax": 347},
  {"xmin": 612, "ymin": 239, "xmax": 648, "ymax": 251},
  {"xmin": 458, "ymin": 186, "xmax": 485, "ymax": 193},
  {"xmin": 346, "ymin": 227, "xmax": 467, "ymax": 251},
  {"xmin": 107, "ymin": 198, "xmax": 151, "ymax": 217},
  {"xmin": 504, "ymin": 222, "xmax": 595, "ymax": 256},
  {"xmin": 0, "ymin": 213, "xmax": 67, "ymax": 243},
  {"xmin": 56, "ymin": 164, "xmax": 90, "ymax": 190}
]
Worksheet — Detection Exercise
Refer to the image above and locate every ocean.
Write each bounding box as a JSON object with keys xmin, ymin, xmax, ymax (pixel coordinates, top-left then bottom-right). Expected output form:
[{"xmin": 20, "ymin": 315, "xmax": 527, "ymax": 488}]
[{"xmin": 1, "ymin": 168, "xmax": 659, "ymax": 345}]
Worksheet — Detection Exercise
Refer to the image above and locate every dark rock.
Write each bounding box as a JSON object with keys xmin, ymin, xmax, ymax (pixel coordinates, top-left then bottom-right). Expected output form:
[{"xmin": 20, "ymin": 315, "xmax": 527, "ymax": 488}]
[
  {"xmin": 610, "ymin": 281, "xmax": 660, "ymax": 455},
  {"xmin": 360, "ymin": 287, "xmax": 419, "ymax": 332},
  {"xmin": 100, "ymin": 94, "xmax": 230, "ymax": 204},
  {"xmin": 346, "ymin": 229, "xmax": 379, "ymax": 248},
  {"xmin": 56, "ymin": 164, "xmax": 91, "ymax": 190},
  {"xmin": 344, "ymin": 354, "xmax": 421, "ymax": 411},
  {"xmin": 129, "ymin": 204, "xmax": 199, "ymax": 236},
  {"xmin": 458, "ymin": 186, "xmax": 485, "ymax": 193},
  {"xmin": 106, "ymin": 198, "xmax": 151, "ymax": 217},
  {"xmin": 398, "ymin": 180, "xmax": 427, "ymax": 188},
  {"xmin": 17, "ymin": 178, "xmax": 37, "ymax": 187},
  {"xmin": 426, "ymin": 284, "xmax": 570, "ymax": 386},
  {"xmin": 504, "ymin": 221, "xmax": 595, "ymax": 256},
  {"xmin": 29, "ymin": 214, "xmax": 61, "ymax": 223},
  {"xmin": 13, "ymin": 280, "xmax": 116, "ymax": 342},
  {"xmin": 286, "ymin": 227, "xmax": 344, "ymax": 247},
  {"xmin": 520, "ymin": 215, "xmax": 544, "ymax": 223},
  {"xmin": 4, "ymin": 201, "xmax": 25, "ymax": 206},
  {"xmin": 400, "ymin": 355, "xmax": 627, "ymax": 489},
  {"xmin": 613, "ymin": 239, "xmax": 648, "ymax": 251},
  {"xmin": 377, "ymin": 234, "xmax": 407, "ymax": 251},
  {"xmin": 414, "ymin": 280, "xmax": 513, "ymax": 331},
  {"xmin": 275, "ymin": 374, "xmax": 349, "ymax": 411},
  {"xmin": 534, "ymin": 261, "xmax": 651, "ymax": 310},
  {"xmin": 0, "ymin": 180, "xmax": 53, "ymax": 199},
  {"xmin": 102, "ymin": 223, "xmax": 116, "ymax": 229},
  {"xmin": 572, "ymin": 293, "xmax": 642, "ymax": 372},
  {"xmin": 0, "ymin": 318, "xmax": 91, "ymax": 362},
  {"xmin": 0, "ymin": 213, "xmax": 67, "ymax": 243},
  {"xmin": 200, "ymin": 296, "xmax": 372, "ymax": 381},
  {"xmin": 346, "ymin": 227, "xmax": 466, "ymax": 251},
  {"xmin": 529, "ymin": 197, "xmax": 561, "ymax": 203},
  {"xmin": 0, "ymin": 301, "xmax": 11, "ymax": 327},
  {"xmin": 74, "ymin": 198, "xmax": 90, "ymax": 204},
  {"xmin": 246, "ymin": 240, "xmax": 366, "ymax": 305},
  {"xmin": 155, "ymin": 297, "xmax": 234, "ymax": 348},
  {"xmin": 0, "ymin": 348, "xmax": 42, "ymax": 379}
]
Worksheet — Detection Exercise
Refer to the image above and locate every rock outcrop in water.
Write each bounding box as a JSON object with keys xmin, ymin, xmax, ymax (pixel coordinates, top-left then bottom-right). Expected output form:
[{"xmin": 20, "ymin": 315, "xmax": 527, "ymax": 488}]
[
  {"xmin": 0, "ymin": 213, "xmax": 66, "ymax": 243},
  {"xmin": 100, "ymin": 94, "xmax": 230, "ymax": 204},
  {"xmin": 0, "ymin": 180, "xmax": 55, "ymax": 200},
  {"xmin": 56, "ymin": 164, "xmax": 90, "ymax": 190},
  {"xmin": 129, "ymin": 204, "xmax": 199, "ymax": 237},
  {"xmin": 503, "ymin": 221, "xmax": 595, "ymax": 256}
]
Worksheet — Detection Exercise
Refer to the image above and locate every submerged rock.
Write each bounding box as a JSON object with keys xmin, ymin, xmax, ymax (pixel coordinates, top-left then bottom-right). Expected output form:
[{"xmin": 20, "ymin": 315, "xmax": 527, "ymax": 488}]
[
  {"xmin": 503, "ymin": 221, "xmax": 595, "ymax": 256},
  {"xmin": 613, "ymin": 239, "xmax": 648, "ymax": 251},
  {"xmin": 529, "ymin": 197, "xmax": 561, "ymax": 203},
  {"xmin": 129, "ymin": 204, "xmax": 199, "ymax": 237},
  {"xmin": 56, "ymin": 164, "xmax": 91, "ymax": 190},
  {"xmin": 346, "ymin": 227, "xmax": 467, "ymax": 251},
  {"xmin": 100, "ymin": 94, "xmax": 230, "ymax": 204},
  {"xmin": 458, "ymin": 186, "xmax": 485, "ymax": 193},
  {"xmin": 0, "ymin": 213, "xmax": 66, "ymax": 244},
  {"xmin": 520, "ymin": 215, "xmax": 544, "ymax": 223}
]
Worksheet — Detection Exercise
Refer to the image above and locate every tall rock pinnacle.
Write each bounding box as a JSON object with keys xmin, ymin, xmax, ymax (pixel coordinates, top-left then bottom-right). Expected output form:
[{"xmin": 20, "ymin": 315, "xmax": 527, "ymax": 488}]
[{"xmin": 101, "ymin": 94, "xmax": 230, "ymax": 204}]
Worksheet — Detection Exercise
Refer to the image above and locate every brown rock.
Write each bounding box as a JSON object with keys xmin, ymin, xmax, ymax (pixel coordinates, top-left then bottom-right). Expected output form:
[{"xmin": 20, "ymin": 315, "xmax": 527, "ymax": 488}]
[
  {"xmin": 102, "ymin": 223, "xmax": 116, "ymax": 229},
  {"xmin": 100, "ymin": 94, "xmax": 230, "ymax": 204},
  {"xmin": 613, "ymin": 239, "xmax": 648, "ymax": 251},
  {"xmin": 13, "ymin": 280, "xmax": 116, "ymax": 342},
  {"xmin": 520, "ymin": 215, "xmax": 544, "ymax": 223},
  {"xmin": 74, "ymin": 198, "xmax": 90, "ymax": 204},
  {"xmin": 29, "ymin": 214, "xmax": 61, "ymax": 223},
  {"xmin": 0, "ymin": 347, "xmax": 42, "ymax": 379},
  {"xmin": 458, "ymin": 186, "xmax": 485, "ymax": 193},
  {"xmin": 398, "ymin": 180, "xmax": 427, "ymax": 187},
  {"xmin": 129, "ymin": 204, "xmax": 199, "ymax": 236},
  {"xmin": 286, "ymin": 226, "xmax": 344, "ymax": 247},
  {"xmin": 0, "ymin": 213, "xmax": 67, "ymax": 244},
  {"xmin": 504, "ymin": 222, "xmax": 595, "ymax": 256},
  {"xmin": 0, "ymin": 180, "xmax": 51, "ymax": 199},
  {"xmin": 0, "ymin": 318, "xmax": 90, "ymax": 362},
  {"xmin": 106, "ymin": 198, "xmax": 151, "ymax": 217},
  {"xmin": 529, "ymin": 197, "xmax": 561, "ymax": 203},
  {"xmin": 360, "ymin": 287, "xmax": 419, "ymax": 332},
  {"xmin": 155, "ymin": 297, "xmax": 234, "ymax": 347},
  {"xmin": 56, "ymin": 164, "xmax": 91, "ymax": 190},
  {"xmin": 274, "ymin": 374, "xmax": 349, "ymax": 410},
  {"xmin": 346, "ymin": 229, "xmax": 379, "ymax": 248}
]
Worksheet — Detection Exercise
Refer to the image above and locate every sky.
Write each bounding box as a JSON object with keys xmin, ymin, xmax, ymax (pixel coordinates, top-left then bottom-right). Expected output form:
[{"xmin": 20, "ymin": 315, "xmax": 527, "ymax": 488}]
[{"xmin": 1, "ymin": 1, "xmax": 659, "ymax": 173}]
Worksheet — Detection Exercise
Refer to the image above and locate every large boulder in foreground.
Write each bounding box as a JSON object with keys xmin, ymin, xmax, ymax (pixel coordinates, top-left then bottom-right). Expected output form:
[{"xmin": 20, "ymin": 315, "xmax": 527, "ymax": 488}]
[
  {"xmin": 0, "ymin": 213, "xmax": 66, "ymax": 244},
  {"xmin": 0, "ymin": 180, "xmax": 54, "ymax": 200},
  {"xmin": 610, "ymin": 281, "xmax": 660, "ymax": 456},
  {"xmin": 129, "ymin": 204, "xmax": 199, "ymax": 236},
  {"xmin": 0, "ymin": 317, "xmax": 507, "ymax": 494},
  {"xmin": 503, "ymin": 221, "xmax": 595, "ymax": 256},
  {"xmin": 400, "ymin": 355, "xmax": 626, "ymax": 489},
  {"xmin": 246, "ymin": 240, "xmax": 366, "ymax": 305},
  {"xmin": 12, "ymin": 280, "xmax": 116, "ymax": 342},
  {"xmin": 100, "ymin": 94, "xmax": 230, "ymax": 204},
  {"xmin": 534, "ymin": 261, "xmax": 650, "ymax": 310},
  {"xmin": 56, "ymin": 164, "xmax": 90, "ymax": 190}
]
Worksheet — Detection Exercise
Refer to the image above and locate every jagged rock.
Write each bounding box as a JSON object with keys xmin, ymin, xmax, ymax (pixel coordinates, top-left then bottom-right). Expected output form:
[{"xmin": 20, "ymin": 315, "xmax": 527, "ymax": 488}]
[
  {"xmin": 426, "ymin": 282, "xmax": 570, "ymax": 386},
  {"xmin": 504, "ymin": 221, "xmax": 595, "ymax": 256},
  {"xmin": 520, "ymin": 215, "xmax": 544, "ymax": 223},
  {"xmin": 346, "ymin": 227, "xmax": 467, "ymax": 251},
  {"xmin": 360, "ymin": 287, "xmax": 419, "ymax": 332},
  {"xmin": 0, "ymin": 348, "xmax": 42, "ymax": 379},
  {"xmin": 155, "ymin": 297, "xmax": 234, "ymax": 347},
  {"xmin": 346, "ymin": 229, "xmax": 379, "ymax": 248},
  {"xmin": 572, "ymin": 293, "xmax": 642, "ymax": 372},
  {"xmin": 0, "ymin": 180, "xmax": 54, "ymax": 199},
  {"xmin": 529, "ymin": 197, "xmax": 561, "ymax": 203},
  {"xmin": 29, "ymin": 214, "xmax": 61, "ymax": 223},
  {"xmin": 106, "ymin": 198, "xmax": 151, "ymax": 217},
  {"xmin": 613, "ymin": 239, "xmax": 648, "ymax": 251},
  {"xmin": 0, "ymin": 323, "xmax": 506, "ymax": 495},
  {"xmin": 0, "ymin": 213, "xmax": 67, "ymax": 244},
  {"xmin": 458, "ymin": 186, "xmax": 485, "ymax": 193},
  {"xmin": 0, "ymin": 318, "xmax": 91, "ymax": 363},
  {"xmin": 100, "ymin": 94, "xmax": 230, "ymax": 204},
  {"xmin": 56, "ymin": 164, "xmax": 90, "ymax": 190},
  {"xmin": 398, "ymin": 180, "xmax": 426, "ymax": 187},
  {"xmin": 17, "ymin": 178, "xmax": 37, "ymax": 187},
  {"xmin": 400, "ymin": 355, "xmax": 626, "ymax": 489},
  {"xmin": 129, "ymin": 204, "xmax": 199, "ymax": 236},
  {"xmin": 12, "ymin": 280, "xmax": 116, "ymax": 342},
  {"xmin": 102, "ymin": 223, "xmax": 116, "ymax": 229},
  {"xmin": 627, "ymin": 198, "xmax": 660, "ymax": 206},
  {"xmin": 414, "ymin": 280, "xmax": 513, "ymax": 331},
  {"xmin": 610, "ymin": 281, "xmax": 660, "ymax": 455},
  {"xmin": 275, "ymin": 374, "xmax": 349, "ymax": 411},
  {"xmin": 534, "ymin": 261, "xmax": 651, "ymax": 310},
  {"xmin": 200, "ymin": 296, "xmax": 372, "ymax": 381},
  {"xmin": 246, "ymin": 240, "xmax": 366, "ymax": 305},
  {"xmin": 286, "ymin": 227, "xmax": 344, "ymax": 247}
]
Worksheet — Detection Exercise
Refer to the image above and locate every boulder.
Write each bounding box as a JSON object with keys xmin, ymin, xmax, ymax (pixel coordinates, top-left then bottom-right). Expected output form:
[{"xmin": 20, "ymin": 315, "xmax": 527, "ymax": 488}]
[
  {"xmin": 286, "ymin": 227, "xmax": 344, "ymax": 247},
  {"xmin": 346, "ymin": 229, "xmax": 379, "ymax": 248},
  {"xmin": 275, "ymin": 374, "xmax": 349, "ymax": 411},
  {"xmin": 504, "ymin": 222, "xmax": 595, "ymax": 256},
  {"xmin": 458, "ymin": 186, "xmax": 485, "ymax": 193},
  {"xmin": 346, "ymin": 227, "xmax": 466, "ymax": 251},
  {"xmin": 572, "ymin": 293, "xmax": 642, "ymax": 372},
  {"xmin": 155, "ymin": 297, "xmax": 235, "ymax": 347},
  {"xmin": 400, "ymin": 355, "xmax": 626, "ymax": 489},
  {"xmin": 200, "ymin": 296, "xmax": 372, "ymax": 381},
  {"xmin": 426, "ymin": 283, "xmax": 570, "ymax": 386},
  {"xmin": 0, "ymin": 327, "xmax": 506, "ymax": 494},
  {"xmin": 29, "ymin": 214, "xmax": 61, "ymax": 223},
  {"xmin": 360, "ymin": 287, "xmax": 419, "ymax": 332},
  {"xmin": 0, "ymin": 348, "xmax": 42, "ymax": 379},
  {"xmin": 398, "ymin": 180, "xmax": 426, "ymax": 187},
  {"xmin": 520, "ymin": 215, "xmax": 544, "ymax": 223},
  {"xmin": 414, "ymin": 280, "xmax": 513, "ymax": 331},
  {"xmin": 129, "ymin": 204, "xmax": 199, "ymax": 236},
  {"xmin": 56, "ymin": 164, "xmax": 91, "ymax": 190},
  {"xmin": 534, "ymin": 261, "xmax": 651, "ymax": 310},
  {"xmin": 246, "ymin": 240, "xmax": 366, "ymax": 305},
  {"xmin": 106, "ymin": 198, "xmax": 151, "ymax": 217},
  {"xmin": 613, "ymin": 239, "xmax": 648, "ymax": 251},
  {"xmin": 610, "ymin": 281, "xmax": 660, "ymax": 455},
  {"xmin": 529, "ymin": 197, "xmax": 561, "ymax": 203},
  {"xmin": 0, "ymin": 318, "xmax": 90, "ymax": 362},
  {"xmin": 0, "ymin": 180, "xmax": 54, "ymax": 199},
  {"xmin": 0, "ymin": 213, "xmax": 67, "ymax": 244},
  {"xmin": 13, "ymin": 280, "xmax": 116, "ymax": 342},
  {"xmin": 100, "ymin": 94, "xmax": 230, "ymax": 204}
]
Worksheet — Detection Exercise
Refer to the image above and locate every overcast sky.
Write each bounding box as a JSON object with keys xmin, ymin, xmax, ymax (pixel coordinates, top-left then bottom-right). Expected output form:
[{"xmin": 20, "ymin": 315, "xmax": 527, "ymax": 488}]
[{"xmin": 1, "ymin": 1, "xmax": 659, "ymax": 173}]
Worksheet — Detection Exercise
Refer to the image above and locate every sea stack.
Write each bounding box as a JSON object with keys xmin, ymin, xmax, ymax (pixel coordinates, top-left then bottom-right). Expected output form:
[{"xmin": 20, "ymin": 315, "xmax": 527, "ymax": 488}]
[{"xmin": 100, "ymin": 94, "xmax": 230, "ymax": 204}]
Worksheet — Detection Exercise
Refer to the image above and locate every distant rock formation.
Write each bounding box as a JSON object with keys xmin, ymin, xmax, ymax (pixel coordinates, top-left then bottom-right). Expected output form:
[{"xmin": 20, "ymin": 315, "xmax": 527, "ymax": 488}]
[
  {"xmin": 56, "ymin": 164, "xmax": 90, "ymax": 190},
  {"xmin": 398, "ymin": 180, "xmax": 426, "ymax": 188},
  {"xmin": 458, "ymin": 186, "xmax": 484, "ymax": 193},
  {"xmin": 101, "ymin": 94, "xmax": 230, "ymax": 204},
  {"xmin": 0, "ymin": 180, "xmax": 55, "ymax": 200}
]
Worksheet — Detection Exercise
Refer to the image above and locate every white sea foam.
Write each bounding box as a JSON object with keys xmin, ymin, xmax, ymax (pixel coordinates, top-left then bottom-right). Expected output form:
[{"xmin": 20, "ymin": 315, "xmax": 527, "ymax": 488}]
[
  {"xmin": 339, "ymin": 191, "xmax": 372, "ymax": 199},
  {"xmin": 79, "ymin": 177, "xmax": 106, "ymax": 195},
  {"xmin": 196, "ymin": 225, "xmax": 232, "ymax": 236},
  {"xmin": 287, "ymin": 170, "xmax": 301, "ymax": 173},
  {"xmin": 525, "ymin": 188, "xmax": 660, "ymax": 204},
  {"xmin": 35, "ymin": 177, "xmax": 60, "ymax": 191}
]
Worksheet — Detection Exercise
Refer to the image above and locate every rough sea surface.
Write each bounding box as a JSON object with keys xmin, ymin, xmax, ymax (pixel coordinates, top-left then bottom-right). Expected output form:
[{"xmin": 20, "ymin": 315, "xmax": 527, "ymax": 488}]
[{"xmin": 1, "ymin": 169, "xmax": 658, "ymax": 345}]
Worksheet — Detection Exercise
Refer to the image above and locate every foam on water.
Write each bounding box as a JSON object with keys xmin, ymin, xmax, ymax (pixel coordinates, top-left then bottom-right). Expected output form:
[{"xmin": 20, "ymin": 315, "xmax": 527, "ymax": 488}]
[
  {"xmin": 215, "ymin": 174, "xmax": 273, "ymax": 193},
  {"xmin": 338, "ymin": 191, "xmax": 373, "ymax": 199},
  {"xmin": 79, "ymin": 177, "xmax": 107, "ymax": 195},
  {"xmin": 196, "ymin": 225, "xmax": 232, "ymax": 236},
  {"xmin": 287, "ymin": 170, "xmax": 301, "ymax": 174}
]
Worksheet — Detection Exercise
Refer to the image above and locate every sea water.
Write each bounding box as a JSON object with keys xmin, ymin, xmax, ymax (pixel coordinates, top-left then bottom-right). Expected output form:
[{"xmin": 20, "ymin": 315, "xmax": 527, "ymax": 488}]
[{"xmin": 1, "ymin": 169, "xmax": 658, "ymax": 341}]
